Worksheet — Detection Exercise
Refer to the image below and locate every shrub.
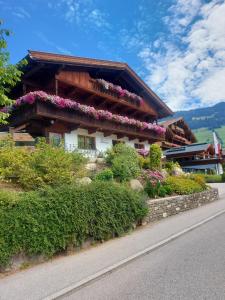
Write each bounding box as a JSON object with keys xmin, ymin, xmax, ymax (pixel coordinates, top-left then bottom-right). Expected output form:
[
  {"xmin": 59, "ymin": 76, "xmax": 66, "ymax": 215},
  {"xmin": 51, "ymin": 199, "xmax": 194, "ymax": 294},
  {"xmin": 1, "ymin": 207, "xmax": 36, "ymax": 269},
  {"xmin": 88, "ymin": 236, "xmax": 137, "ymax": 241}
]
[
  {"xmin": 106, "ymin": 144, "xmax": 140, "ymax": 182},
  {"xmin": 0, "ymin": 139, "xmax": 87, "ymax": 190},
  {"xmin": 222, "ymin": 173, "xmax": 225, "ymax": 182},
  {"xmin": 112, "ymin": 155, "xmax": 140, "ymax": 182},
  {"xmin": 162, "ymin": 184, "xmax": 173, "ymax": 196},
  {"xmin": 164, "ymin": 176, "xmax": 205, "ymax": 195},
  {"xmin": 158, "ymin": 186, "xmax": 167, "ymax": 198},
  {"xmin": 142, "ymin": 170, "xmax": 165, "ymax": 183},
  {"xmin": 144, "ymin": 180, "xmax": 161, "ymax": 198},
  {"xmin": 204, "ymin": 174, "xmax": 223, "ymax": 183},
  {"xmin": 149, "ymin": 144, "xmax": 162, "ymax": 171},
  {"xmin": 95, "ymin": 168, "xmax": 113, "ymax": 181},
  {"xmin": 0, "ymin": 182, "xmax": 148, "ymax": 267},
  {"xmin": 164, "ymin": 161, "xmax": 180, "ymax": 175},
  {"xmin": 106, "ymin": 143, "xmax": 139, "ymax": 165},
  {"xmin": 138, "ymin": 155, "xmax": 150, "ymax": 169},
  {"xmin": 188, "ymin": 174, "xmax": 207, "ymax": 189}
]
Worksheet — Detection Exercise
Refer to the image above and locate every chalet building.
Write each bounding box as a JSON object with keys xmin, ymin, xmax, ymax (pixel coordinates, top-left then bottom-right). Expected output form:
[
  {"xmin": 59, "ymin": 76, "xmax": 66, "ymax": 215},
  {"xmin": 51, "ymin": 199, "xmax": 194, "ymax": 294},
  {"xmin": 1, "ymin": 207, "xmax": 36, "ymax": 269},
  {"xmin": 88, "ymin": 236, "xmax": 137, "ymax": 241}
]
[
  {"xmin": 164, "ymin": 142, "xmax": 224, "ymax": 174},
  {"xmin": 5, "ymin": 50, "xmax": 173, "ymax": 156},
  {"xmin": 159, "ymin": 117, "xmax": 196, "ymax": 150}
]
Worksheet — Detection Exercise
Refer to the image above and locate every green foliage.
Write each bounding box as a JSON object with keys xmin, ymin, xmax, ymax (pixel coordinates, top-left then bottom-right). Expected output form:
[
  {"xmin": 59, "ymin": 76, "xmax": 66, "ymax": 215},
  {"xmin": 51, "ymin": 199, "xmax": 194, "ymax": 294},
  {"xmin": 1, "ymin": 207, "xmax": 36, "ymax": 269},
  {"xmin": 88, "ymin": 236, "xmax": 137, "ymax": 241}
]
[
  {"xmin": 204, "ymin": 174, "xmax": 223, "ymax": 183},
  {"xmin": 0, "ymin": 20, "xmax": 27, "ymax": 124},
  {"xmin": 144, "ymin": 180, "xmax": 172, "ymax": 199},
  {"xmin": 0, "ymin": 138, "xmax": 87, "ymax": 190},
  {"xmin": 164, "ymin": 161, "xmax": 180, "ymax": 175},
  {"xmin": 164, "ymin": 176, "xmax": 205, "ymax": 195},
  {"xmin": 106, "ymin": 143, "xmax": 140, "ymax": 182},
  {"xmin": 112, "ymin": 155, "xmax": 140, "ymax": 182},
  {"xmin": 0, "ymin": 182, "xmax": 148, "ymax": 267},
  {"xmin": 95, "ymin": 168, "xmax": 113, "ymax": 181},
  {"xmin": 149, "ymin": 144, "xmax": 162, "ymax": 171},
  {"xmin": 144, "ymin": 181, "xmax": 161, "ymax": 198},
  {"xmin": 188, "ymin": 174, "xmax": 207, "ymax": 189},
  {"xmin": 221, "ymin": 172, "xmax": 225, "ymax": 182},
  {"xmin": 138, "ymin": 155, "xmax": 150, "ymax": 169},
  {"xmin": 106, "ymin": 143, "xmax": 139, "ymax": 164}
]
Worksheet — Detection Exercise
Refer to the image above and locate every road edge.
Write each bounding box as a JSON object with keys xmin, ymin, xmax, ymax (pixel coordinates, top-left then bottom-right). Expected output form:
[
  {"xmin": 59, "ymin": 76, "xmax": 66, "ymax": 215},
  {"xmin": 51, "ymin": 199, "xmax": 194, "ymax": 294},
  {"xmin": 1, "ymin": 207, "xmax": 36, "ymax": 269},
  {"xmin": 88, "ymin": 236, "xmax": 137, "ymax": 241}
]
[{"xmin": 43, "ymin": 208, "xmax": 225, "ymax": 300}]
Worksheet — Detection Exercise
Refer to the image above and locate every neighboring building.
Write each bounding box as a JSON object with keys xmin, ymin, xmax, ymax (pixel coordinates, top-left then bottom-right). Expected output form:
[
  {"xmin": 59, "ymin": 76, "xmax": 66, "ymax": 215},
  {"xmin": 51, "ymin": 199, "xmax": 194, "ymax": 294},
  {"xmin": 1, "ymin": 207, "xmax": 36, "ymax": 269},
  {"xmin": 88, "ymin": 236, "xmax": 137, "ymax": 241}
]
[
  {"xmin": 0, "ymin": 131, "xmax": 34, "ymax": 146},
  {"xmin": 5, "ymin": 50, "xmax": 173, "ymax": 156},
  {"xmin": 164, "ymin": 142, "xmax": 224, "ymax": 174},
  {"xmin": 159, "ymin": 117, "xmax": 197, "ymax": 150}
]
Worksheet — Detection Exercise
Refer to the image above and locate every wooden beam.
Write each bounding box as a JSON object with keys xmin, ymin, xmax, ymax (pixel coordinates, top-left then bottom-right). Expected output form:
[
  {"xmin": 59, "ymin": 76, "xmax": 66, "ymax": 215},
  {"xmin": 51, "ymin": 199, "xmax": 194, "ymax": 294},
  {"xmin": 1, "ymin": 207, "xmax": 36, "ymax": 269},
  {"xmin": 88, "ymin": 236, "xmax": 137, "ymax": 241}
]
[
  {"xmin": 117, "ymin": 134, "xmax": 126, "ymax": 139},
  {"xmin": 103, "ymin": 131, "xmax": 113, "ymax": 137},
  {"xmin": 88, "ymin": 128, "xmax": 97, "ymax": 134},
  {"xmin": 67, "ymin": 124, "xmax": 80, "ymax": 131},
  {"xmin": 22, "ymin": 79, "xmax": 41, "ymax": 89},
  {"xmin": 23, "ymin": 63, "xmax": 44, "ymax": 79}
]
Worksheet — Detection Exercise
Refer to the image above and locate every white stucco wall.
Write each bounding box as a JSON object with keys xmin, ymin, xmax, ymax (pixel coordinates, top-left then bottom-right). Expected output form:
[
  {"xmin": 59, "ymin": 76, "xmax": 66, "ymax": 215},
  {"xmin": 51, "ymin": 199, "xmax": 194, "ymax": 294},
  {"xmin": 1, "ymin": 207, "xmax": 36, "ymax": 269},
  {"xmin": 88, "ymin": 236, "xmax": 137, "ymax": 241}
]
[{"xmin": 64, "ymin": 127, "xmax": 150, "ymax": 156}]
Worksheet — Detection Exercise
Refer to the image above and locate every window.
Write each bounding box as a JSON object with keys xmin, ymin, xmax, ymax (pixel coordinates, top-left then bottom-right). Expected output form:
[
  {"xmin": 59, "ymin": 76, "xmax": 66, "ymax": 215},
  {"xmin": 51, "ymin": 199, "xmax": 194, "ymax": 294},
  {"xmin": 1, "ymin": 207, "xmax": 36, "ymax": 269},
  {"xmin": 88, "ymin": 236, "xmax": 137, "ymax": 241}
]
[
  {"xmin": 134, "ymin": 143, "xmax": 144, "ymax": 149},
  {"xmin": 112, "ymin": 140, "xmax": 125, "ymax": 146},
  {"xmin": 49, "ymin": 132, "xmax": 63, "ymax": 146},
  {"xmin": 78, "ymin": 135, "xmax": 96, "ymax": 150}
]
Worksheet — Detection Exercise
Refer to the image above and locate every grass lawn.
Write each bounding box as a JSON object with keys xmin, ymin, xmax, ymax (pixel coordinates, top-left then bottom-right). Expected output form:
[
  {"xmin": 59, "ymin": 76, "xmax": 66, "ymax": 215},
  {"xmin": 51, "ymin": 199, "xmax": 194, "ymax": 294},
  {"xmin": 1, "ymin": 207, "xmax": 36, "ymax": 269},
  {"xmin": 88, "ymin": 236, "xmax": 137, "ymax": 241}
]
[{"xmin": 193, "ymin": 126, "xmax": 225, "ymax": 148}]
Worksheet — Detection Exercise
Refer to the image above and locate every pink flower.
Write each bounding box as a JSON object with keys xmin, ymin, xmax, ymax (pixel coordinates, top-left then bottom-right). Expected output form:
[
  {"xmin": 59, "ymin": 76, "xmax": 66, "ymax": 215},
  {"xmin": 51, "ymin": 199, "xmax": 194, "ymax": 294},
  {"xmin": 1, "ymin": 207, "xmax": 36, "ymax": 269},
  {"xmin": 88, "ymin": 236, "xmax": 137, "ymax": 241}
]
[{"xmin": 8, "ymin": 90, "xmax": 165, "ymax": 137}]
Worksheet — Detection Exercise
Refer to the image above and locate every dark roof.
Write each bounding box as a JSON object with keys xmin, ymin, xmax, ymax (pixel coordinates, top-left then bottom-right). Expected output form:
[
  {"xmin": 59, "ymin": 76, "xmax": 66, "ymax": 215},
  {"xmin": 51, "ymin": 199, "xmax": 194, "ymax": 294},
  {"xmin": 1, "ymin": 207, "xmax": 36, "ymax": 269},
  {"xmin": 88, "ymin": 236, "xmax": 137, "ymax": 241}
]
[
  {"xmin": 164, "ymin": 142, "xmax": 212, "ymax": 156},
  {"xmin": 21, "ymin": 50, "xmax": 173, "ymax": 118},
  {"xmin": 159, "ymin": 117, "xmax": 183, "ymax": 127}
]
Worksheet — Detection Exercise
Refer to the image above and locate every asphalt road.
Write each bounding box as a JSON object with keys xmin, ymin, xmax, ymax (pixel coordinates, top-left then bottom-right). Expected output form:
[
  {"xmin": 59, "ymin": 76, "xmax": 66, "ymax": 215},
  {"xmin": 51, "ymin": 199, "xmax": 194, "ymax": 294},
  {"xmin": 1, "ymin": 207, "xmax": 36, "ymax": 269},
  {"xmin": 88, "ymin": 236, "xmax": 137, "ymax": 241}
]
[{"xmin": 66, "ymin": 213, "xmax": 225, "ymax": 300}]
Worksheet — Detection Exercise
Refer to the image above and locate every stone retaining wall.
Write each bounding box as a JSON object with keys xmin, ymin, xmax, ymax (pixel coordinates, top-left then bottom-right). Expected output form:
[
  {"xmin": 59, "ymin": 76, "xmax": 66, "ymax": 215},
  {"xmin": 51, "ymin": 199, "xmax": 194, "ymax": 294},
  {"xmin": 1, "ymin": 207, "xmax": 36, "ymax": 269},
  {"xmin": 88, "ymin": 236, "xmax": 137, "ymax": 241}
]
[{"xmin": 145, "ymin": 188, "xmax": 219, "ymax": 223}]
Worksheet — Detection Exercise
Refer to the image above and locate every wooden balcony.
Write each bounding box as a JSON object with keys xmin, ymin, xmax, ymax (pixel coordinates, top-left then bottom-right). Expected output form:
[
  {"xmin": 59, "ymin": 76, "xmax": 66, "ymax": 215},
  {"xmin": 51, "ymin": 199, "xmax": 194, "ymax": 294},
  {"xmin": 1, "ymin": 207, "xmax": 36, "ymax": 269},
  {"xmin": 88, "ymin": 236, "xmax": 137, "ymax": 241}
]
[
  {"xmin": 9, "ymin": 101, "xmax": 164, "ymax": 143},
  {"xmin": 55, "ymin": 71, "xmax": 158, "ymax": 119},
  {"xmin": 172, "ymin": 125, "xmax": 185, "ymax": 134},
  {"xmin": 90, "ymin": 79, "xmax": 141, "ymax": 107},
  {"xmin": 161, "ymin": 141, "xmax": 180, "ymax": 149},
  {"xmin": 173, "ymin": 134, "xmax": 191, "ymax": 144}
]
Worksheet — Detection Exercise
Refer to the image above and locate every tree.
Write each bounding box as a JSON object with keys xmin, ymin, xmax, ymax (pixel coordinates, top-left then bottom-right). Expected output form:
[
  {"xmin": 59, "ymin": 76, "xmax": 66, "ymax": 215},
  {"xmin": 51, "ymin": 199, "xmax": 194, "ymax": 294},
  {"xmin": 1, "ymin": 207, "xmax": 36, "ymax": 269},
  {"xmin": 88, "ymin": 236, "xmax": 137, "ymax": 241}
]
[{"xmin": 0, "ymin": 20, "xmax": 26, "ymax": 124}]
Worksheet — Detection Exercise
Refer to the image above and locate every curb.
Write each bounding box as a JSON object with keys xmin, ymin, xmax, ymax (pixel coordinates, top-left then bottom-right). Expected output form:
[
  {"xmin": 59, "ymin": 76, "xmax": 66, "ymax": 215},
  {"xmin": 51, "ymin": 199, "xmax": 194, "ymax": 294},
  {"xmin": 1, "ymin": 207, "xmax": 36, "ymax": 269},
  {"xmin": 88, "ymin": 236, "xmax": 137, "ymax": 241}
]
[{"xmin": 43, "ymin": 208, "xmax": 225, "ymax": 300}]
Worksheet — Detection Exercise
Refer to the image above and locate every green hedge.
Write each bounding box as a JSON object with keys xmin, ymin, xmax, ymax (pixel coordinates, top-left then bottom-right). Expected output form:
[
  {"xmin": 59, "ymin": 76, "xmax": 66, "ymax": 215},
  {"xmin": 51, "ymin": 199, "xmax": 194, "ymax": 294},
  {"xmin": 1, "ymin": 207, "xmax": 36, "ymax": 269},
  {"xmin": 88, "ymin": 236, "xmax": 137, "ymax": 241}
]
[
  {"xmin": 0, "ymin": 182, "xmax": 147, "ymax": 267},
  {"xmin": 164, "ymin": 176, "xmax": 205, "ymax": 195}
]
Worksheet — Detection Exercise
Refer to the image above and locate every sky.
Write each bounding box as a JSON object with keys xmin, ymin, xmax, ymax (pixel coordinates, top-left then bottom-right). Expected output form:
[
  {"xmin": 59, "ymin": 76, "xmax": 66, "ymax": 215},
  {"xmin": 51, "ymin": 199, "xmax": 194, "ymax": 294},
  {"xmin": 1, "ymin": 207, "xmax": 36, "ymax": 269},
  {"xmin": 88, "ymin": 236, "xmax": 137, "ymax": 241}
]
[{"xmin": 1, "ymin": 0, "xmax": 225, "ymax": 111}]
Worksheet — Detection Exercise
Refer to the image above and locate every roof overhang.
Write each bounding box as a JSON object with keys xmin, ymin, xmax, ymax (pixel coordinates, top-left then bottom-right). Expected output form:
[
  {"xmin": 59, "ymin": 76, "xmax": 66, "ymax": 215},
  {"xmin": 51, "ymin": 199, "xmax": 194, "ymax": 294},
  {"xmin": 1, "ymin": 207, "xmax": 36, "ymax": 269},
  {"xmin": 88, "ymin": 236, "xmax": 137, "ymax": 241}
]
[{"xmin": 20, "ymin": 50, "xmax": 173, "ymax": 119}]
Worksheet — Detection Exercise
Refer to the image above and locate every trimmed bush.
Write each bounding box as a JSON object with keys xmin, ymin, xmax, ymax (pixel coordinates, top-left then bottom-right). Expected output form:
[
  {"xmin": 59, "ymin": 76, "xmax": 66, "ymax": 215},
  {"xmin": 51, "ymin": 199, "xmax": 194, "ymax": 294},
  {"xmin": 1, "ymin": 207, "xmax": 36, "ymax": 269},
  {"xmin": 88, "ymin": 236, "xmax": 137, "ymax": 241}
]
[
  {"xmin": 149, "ymin": 144, "xmax": 162, "ymax": 171},
  {"xmin": 164, "ymin": 176, "xmax": 205, "ymax": 195},
  {"xmin": 0, "ymin": 182, "xmax": 147, "ymax": 267},
  {"xmin": 95, "ymin": 168, "xmax": 113, "ymax": 181}
]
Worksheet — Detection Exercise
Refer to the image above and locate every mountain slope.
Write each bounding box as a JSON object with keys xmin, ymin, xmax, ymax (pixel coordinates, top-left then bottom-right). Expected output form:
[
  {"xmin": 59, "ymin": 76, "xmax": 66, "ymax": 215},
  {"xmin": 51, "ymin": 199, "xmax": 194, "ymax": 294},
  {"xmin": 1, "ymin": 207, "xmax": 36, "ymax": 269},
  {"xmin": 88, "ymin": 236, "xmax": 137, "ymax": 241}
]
[{"xmin": 173, "ymin": 102, "xmax": 225, "ymax": 147}]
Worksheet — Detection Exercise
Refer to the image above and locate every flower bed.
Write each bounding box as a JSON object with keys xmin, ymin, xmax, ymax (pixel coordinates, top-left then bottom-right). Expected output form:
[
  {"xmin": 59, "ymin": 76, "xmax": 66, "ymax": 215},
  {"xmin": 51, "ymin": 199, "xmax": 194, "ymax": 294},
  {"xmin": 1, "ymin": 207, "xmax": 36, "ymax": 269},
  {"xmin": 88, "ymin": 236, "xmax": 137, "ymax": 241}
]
[
  {"xmin": 4, "ymin": 91, "xmax": 166, "ymax": 136},
  {"xmin": 96, "ymin": 78, "xmax": 143, "ymax": 104}
]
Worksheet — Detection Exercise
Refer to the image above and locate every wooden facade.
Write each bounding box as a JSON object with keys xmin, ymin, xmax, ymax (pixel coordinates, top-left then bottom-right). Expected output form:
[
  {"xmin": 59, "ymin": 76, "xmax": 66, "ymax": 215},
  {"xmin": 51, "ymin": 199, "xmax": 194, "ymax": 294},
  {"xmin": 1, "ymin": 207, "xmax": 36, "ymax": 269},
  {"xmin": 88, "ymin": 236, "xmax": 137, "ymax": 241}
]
[
  {"xmin": 159, "ymin": 117, "xmax": 196, "ymax": 150},
  {"xmin": 7, "ymin": 50, "xmax": 173, "ymax": 155}
]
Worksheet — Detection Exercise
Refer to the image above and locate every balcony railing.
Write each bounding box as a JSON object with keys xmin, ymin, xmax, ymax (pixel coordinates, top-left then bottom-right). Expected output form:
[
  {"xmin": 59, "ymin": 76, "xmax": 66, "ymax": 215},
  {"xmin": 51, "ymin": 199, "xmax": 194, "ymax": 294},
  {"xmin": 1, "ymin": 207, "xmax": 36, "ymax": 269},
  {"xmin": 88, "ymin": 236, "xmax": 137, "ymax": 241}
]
[{"xmin": 90, "ymin": 79, "xmax": 141, "ymax": 107}]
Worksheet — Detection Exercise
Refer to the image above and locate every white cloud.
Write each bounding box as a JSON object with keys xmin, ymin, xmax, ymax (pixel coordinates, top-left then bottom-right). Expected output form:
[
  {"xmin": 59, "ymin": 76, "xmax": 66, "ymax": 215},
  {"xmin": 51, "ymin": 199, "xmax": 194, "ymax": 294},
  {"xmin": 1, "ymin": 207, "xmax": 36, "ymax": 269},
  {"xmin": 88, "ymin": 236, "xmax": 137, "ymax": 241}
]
[
  {"xmin": 52, "ymin": 0, "xmax": 110, "ymax": 30},
  {"xmin": 139, "ymin": 0, "xmax": 225, "ymax": 110},
  {"xmin": 88, "ymin": 9, "xmax": 110, "ymax": 28},
  {"xmin": 11, "ymin": 6, "xmax": 31, "ymax": 19}
]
